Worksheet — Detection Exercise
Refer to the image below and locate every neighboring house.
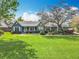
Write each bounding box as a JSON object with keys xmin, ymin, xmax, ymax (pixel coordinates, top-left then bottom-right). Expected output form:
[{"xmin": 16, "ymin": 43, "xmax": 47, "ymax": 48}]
[
  {"xmin": 11, "ymin": 21, "xmax": 71, "ymax": 33},
  {"xmin": 0, "ymin": 21, "xmax": 10, "ymax": 32},
  {"xmin": 45, "ymin": 22, "xmax": 71, "ymax": 32},
  {"xmin": 44, "ymin": 22, "xmax": 57, "ymax": 32}
]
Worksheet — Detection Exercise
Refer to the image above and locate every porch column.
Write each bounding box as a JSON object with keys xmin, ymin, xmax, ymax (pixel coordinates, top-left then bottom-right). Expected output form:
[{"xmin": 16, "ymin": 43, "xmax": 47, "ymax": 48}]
[
  {"xmin": 29, "ymin": 27, "xmax": 30, "ymax": 31},
  {"xmin": 50, "ymin": 27, "xmax": 51, "ymax": 31},
  {"xmin": 24, "ymin": 27, "xmax": 26, "ymax": 32},
  {"xmin": 34, "ymin": 27, "xmax": 35, "ymax": 31},
  {"xmin": 13, "ymin": 27, "xmax": 15, "ymax": 31}
]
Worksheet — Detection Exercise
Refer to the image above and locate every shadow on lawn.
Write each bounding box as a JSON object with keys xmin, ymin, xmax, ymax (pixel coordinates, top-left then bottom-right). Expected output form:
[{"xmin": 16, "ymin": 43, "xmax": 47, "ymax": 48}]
[
  {"xmin": 44, "ymin": 35, "xmax": 79, "ymax": 41},
  {"xmin": 0, "ymin": 40, "xmax": 37, "ymax": 59}
]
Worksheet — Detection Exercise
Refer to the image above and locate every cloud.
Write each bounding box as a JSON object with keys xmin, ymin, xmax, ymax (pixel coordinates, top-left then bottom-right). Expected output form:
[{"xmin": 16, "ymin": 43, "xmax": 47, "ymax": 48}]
[
  {"xmin": 70, "ymin": 6, "xmax": 79, "ymax": 11},
  {"xmin": 22, "ymin": 12, "xmax": 40, "ymax": 21}
]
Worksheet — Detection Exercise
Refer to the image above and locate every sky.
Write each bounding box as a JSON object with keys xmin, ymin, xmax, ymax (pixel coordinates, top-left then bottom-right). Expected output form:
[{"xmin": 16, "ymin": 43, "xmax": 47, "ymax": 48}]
[{"xmin": 16, "ymin": 0, "xmax": 79, "ymax": 21}]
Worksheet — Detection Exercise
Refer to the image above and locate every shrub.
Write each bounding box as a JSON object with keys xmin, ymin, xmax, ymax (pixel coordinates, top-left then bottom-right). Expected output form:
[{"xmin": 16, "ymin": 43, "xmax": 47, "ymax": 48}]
[
  {"xmin": 40, "ymin": 31, "xmax": 46, "ymax": 35},
  {"xmin": 64, "ymin": 29, "xmax": 74, "ymax": 34}
]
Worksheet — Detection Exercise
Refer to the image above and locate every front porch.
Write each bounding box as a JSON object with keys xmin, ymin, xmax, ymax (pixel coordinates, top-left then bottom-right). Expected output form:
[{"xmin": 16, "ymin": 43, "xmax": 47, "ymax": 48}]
[{"xmin": 23, "ymin": 27, "xmax": 39, "ymax": 33}]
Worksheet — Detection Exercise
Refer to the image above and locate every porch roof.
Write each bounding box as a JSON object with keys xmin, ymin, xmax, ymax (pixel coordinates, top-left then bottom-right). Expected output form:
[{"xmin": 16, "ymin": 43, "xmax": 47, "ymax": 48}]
[{"xmin": 19, "ymin": 21, "xmax": 40, "ymax": 27}]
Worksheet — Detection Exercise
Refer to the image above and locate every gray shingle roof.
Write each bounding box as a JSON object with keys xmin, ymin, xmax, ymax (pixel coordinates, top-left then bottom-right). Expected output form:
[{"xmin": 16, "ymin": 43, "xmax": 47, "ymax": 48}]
[
  {"xmin": 18, "ymin": 21, "xmax": 70, "ymax": 27},
  {"xmin": 19, "ymin": 21, "xmax": 40, "ymax": 27}
]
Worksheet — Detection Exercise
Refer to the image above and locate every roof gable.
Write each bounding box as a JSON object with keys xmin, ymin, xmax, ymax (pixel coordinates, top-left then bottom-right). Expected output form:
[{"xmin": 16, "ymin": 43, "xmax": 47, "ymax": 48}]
[{"xmin": 12, "ymin": 21, "xmax": 22, "ymax": 27}]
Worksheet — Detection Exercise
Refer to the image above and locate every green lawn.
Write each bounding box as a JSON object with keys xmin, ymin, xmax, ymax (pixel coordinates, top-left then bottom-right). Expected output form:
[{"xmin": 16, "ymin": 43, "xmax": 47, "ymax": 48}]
[{"xmin": 0, "ymin": 32, "xmax": 79, "ymax": 59}]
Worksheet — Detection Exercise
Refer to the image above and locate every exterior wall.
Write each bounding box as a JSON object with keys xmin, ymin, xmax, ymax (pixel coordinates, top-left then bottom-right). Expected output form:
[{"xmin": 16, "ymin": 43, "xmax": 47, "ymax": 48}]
[{"xmin": 11, "ymin": 22, "xmax": 23, "ymax": 33}]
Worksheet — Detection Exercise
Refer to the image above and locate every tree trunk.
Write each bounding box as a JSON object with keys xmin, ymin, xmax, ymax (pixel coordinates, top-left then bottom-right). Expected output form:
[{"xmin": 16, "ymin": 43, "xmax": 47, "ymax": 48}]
[{"xmin": 57, "ymin": 25, "xmax": 64, "ymax": 34}]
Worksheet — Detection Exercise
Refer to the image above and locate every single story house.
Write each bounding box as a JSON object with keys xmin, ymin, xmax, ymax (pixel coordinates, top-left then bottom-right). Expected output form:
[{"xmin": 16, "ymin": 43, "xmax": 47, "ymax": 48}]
[
  {"xmin": 11, "ymin": 21, "xmax": 40, "ymax": 33},
  {"xmin": 11, "ymin": 21, "xmax": 71, "ymax": 33}
]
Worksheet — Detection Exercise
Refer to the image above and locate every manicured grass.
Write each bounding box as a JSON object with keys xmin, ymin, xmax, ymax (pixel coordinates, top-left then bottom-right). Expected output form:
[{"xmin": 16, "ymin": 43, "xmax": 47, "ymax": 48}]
[{"xmin": 0, "ymin": 32, "xmax": 79, "ymax": 59}]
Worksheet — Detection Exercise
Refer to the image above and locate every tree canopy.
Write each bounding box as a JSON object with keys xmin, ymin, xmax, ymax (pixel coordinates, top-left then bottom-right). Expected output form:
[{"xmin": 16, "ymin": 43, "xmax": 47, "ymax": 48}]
[
  {"xmin": 0, "ymin": 0, "xmax": 19, "ymax": 21},
  {"xmin": 70, "ymin": 16, "xmax": 79, "ymax": 32},
  {"xmin": 38, "ymin": 6, "xmax": 78, "ymax": 34}
]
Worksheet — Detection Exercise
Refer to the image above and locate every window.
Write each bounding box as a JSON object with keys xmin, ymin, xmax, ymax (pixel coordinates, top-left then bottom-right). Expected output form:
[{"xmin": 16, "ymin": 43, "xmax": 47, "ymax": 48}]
[
  {"xmin": 13, "ymin": 26, "xmax": 21, "ymax": 32},
  {"xmin": 30, "ymin": 27, "xmax": 34, "ymax": 31},
  {"xmin": 35, "ymin": 27, "xmax": 37, "ymax": 31},
  {"xmin": 27, "ymin": 27, "xmax": 29, "ymax": 31}
]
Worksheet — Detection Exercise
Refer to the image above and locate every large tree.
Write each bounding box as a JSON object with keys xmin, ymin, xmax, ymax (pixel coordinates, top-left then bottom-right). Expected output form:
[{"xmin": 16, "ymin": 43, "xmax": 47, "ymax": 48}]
[
  {"xmin": 38, "ymin": 0, "xmax": 78, "ymax": 34},
  {"xmin": 38, "ymin": 7, "xmax": 75, "ymax": 34},
  {"xmin": 0, "ymin": 0, "xmax": 19, "ymax": 22},
  {"xmin": 17, "ymin": 16, "xmax": 24, "ymax": 22},
  {"xmin": 50, "ymin": 7, "xmax": 71, "ymax": 33}
]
